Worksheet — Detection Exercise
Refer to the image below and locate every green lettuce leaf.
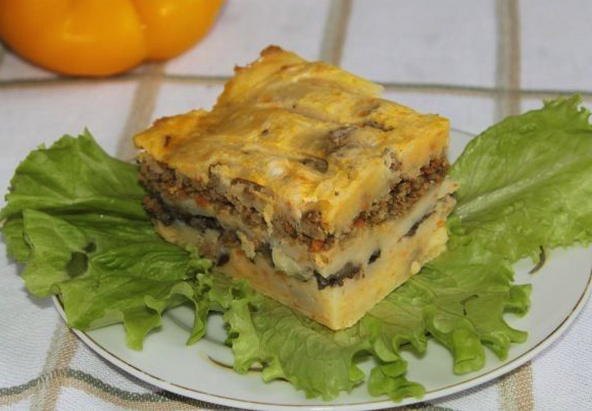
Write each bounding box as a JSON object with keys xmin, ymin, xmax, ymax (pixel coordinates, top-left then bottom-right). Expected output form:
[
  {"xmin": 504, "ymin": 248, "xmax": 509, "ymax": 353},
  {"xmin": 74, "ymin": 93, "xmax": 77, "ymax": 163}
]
[
  {"xmin": 189, "ymin": 272, "xmax": 425, "ymax": 401},
  {"xmin": 226, "ymin": 293, "xmax": 370, "ymax": 400},
  {"xmin": 2, "ymin": 217, "xmax": 29, "ymax": 263},
  {"xmin": 408, "ymin": 96, "xmax": 592, "ymax": 373},
  {"xmin": 1, "ymin": 132, "xmax": 210, "ymax": 349},
  {"xmin": 0, "ymin": 130, "xmax": 146, "ymax": 223},
  {"xmin": 450, "ymin": 96, "xmax": 592, "ymax": 261}
]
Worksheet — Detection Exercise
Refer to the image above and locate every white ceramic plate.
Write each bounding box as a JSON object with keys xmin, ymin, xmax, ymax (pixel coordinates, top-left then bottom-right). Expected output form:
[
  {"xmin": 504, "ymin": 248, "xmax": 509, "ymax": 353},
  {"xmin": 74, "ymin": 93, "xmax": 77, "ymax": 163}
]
[{"xmin": 53, "ymin": 130, "xmax": 592, "ymax": 410}]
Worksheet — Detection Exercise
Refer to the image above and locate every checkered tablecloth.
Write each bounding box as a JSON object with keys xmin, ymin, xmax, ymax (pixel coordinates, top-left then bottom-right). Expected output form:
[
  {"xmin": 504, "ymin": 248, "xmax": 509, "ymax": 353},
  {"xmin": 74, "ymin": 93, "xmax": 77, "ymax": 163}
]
[{"xmin": 1, "ymin": 1, "xmax": 591, "ymax": 409}]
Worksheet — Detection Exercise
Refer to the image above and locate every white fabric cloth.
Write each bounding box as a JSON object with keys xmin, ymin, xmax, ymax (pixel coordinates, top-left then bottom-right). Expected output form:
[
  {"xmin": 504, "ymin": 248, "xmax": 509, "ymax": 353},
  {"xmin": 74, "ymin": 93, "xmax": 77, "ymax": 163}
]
[{"xmin": 1, "ymin": 0, "xmax": 592, "ymax": 409}]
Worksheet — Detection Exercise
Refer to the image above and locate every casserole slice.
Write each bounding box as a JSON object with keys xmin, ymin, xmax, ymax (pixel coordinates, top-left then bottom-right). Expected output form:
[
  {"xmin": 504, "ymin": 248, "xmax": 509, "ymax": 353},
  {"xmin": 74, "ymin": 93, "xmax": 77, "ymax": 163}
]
[{"xmin": 134, "ymin": 46, "xmax": 457, "ymax": 329}]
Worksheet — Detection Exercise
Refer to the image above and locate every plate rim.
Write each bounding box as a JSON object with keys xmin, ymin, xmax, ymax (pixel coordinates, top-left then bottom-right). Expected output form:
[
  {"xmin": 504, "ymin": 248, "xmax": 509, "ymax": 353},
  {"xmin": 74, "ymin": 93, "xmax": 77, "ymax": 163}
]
[{"xmin": 50, "ymin": 127, "xmax": 592, "ymax": 410}]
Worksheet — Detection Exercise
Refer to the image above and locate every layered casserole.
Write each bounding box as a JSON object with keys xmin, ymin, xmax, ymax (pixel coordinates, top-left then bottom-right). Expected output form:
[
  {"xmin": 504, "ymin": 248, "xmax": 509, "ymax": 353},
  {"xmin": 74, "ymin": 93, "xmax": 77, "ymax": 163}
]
[{"xmin": 134, "ymin": 46, "xmax": 457, "ymax": 329}]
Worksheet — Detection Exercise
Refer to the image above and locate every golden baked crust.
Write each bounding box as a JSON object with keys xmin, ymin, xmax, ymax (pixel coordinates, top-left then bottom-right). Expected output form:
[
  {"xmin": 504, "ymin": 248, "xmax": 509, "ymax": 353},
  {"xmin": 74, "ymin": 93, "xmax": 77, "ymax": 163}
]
[{"xmin": 134, "ymin": 46, "xmax": 449, "ymax": 235}]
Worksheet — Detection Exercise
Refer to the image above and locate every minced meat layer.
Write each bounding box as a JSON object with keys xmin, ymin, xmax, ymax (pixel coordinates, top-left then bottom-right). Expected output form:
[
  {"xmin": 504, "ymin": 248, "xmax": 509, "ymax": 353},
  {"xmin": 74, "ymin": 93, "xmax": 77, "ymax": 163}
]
[
  {"xmin": 357, "ymin": 157, "xmax": 448, "ymax": 226},
  {"xmin": 143, "ymin": 192, "xmax": 359, "ymax": 289},
  {"xmin": 144, "ymin": 193, "xmax": 368, "ymax": 290},
  {"xmin": 138, "ymin": 155, "xmax": 448, "ymax": 251},
  {"xmin": 143, "ymin": 191, "xmax": 439, "ymax": 290}
]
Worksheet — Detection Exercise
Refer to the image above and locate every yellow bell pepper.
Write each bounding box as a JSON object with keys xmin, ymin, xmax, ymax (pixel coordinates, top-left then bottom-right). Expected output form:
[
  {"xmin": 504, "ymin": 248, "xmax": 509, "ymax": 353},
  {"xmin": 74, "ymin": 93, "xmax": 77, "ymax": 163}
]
[{"xmin": 0, "ymin": 0, "xmax": 224, "ymax": 76}]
